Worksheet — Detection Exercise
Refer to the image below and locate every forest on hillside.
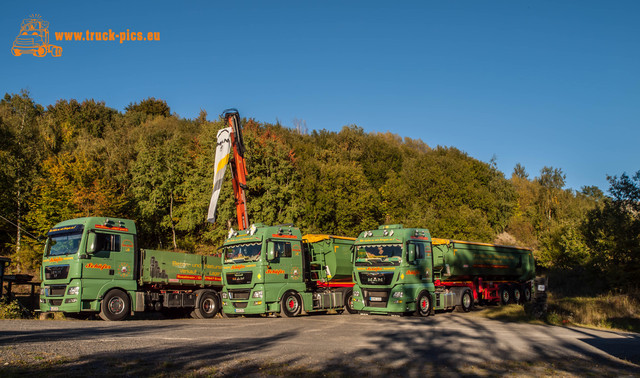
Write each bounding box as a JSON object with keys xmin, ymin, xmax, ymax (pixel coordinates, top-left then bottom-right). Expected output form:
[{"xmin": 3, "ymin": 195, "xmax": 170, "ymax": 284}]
[{"xmin": 1, "ymin": 91, "xmax": 638, "ymax": 292}]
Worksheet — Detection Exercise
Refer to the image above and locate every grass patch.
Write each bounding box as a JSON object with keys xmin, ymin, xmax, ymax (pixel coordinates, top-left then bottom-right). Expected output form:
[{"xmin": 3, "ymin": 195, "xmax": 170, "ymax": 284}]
[
  {"xmin": 546, "ymin": 293, "xmax": 640, "ymax": 333},
  {"xmin": 475, "ymin": 293, "xmax": 640, "ymax": 333},
  {"xmin": 477, "ymin": 303, "xmax": 543, "ymax": 323}
]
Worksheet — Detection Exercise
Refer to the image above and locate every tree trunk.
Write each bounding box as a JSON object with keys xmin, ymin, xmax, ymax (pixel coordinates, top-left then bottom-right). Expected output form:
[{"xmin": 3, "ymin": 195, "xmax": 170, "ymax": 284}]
[{"xmin": 170, "ymin": 191, "xmax": 177, "ymax": 250}]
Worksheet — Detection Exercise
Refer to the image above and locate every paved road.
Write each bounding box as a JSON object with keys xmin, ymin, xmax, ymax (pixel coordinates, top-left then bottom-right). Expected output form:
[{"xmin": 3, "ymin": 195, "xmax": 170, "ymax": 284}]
[{"xmin": 1, "ymin": 313, "xmax": 639, "ymax": 376}]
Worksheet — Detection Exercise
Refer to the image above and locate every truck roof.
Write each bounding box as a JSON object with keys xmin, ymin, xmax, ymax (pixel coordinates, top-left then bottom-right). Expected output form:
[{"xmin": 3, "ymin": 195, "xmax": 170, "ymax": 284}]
[
  {"xmin": 303, "ymin": 234, "xmax": 356, "ymax": 243},
  {"xmin": 51, "ymin": 217, "xmax": 137, "ymax": 234},
  {"xmin": 432, "ymin": 237, "xmax": 532, "ymax": 251}
]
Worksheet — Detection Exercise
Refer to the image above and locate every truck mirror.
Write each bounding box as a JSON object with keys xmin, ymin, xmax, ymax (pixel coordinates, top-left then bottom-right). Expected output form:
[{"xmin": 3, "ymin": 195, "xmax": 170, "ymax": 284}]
[
  {"xmin": 87, "ymin": 232, "xmax": 98, "ymax": 254},
  {"xmin": 267, "ymin": 243, "xmax": 276, "ymax": 261},
  {"xmin": 408, "ymin": 244, "xmax": 416, "ymax": 263}
]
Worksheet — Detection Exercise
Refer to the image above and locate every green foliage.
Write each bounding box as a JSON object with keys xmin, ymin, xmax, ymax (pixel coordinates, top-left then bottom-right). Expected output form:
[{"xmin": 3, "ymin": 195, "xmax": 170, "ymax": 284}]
[
  {"xmin": 125, "ymin": 97, "xmax": 171, "ymax": 118},
  {"xmin": 582, "ymin": 171, "xmax": 640, "ymax": 289},
  {"xmin": 0, "ymin": 298, "xmax": 24, "ymax": 319}
]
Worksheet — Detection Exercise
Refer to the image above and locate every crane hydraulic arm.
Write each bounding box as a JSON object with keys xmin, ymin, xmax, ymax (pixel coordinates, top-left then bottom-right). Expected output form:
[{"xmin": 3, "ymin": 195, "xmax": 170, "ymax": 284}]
[
  {"xmin": 224, "ymin": 109, "xmax": 249, "ymax": 230},
  {"xmin": 207, "ymin": 109, "xmax": 249, "ymax": 230}
]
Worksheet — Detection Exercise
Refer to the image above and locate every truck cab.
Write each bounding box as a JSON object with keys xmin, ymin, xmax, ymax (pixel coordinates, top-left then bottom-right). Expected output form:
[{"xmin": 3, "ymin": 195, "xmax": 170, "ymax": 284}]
[
  {"xmin": 40, "ymin": 217, "xmax": 223, "ymax": 321},
  {"xmin": 351, "ymin": 224, "xmax": 435, "ymax": 316},
  {"xmin": 40, "ymin": 217, "xmax": 138, "ymax": 317},
  {"xmin": 220, "ymin": 224, "xmax": 355, "ymax": 317}
]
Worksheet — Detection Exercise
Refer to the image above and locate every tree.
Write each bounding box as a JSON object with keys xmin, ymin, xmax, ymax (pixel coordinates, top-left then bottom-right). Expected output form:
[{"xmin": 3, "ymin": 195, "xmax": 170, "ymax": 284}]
[
  {"xmin": 125, "ymin": 97, "xmax": 171, "ymax": 118},
  {"xmin": 513, "ymin": 163, "xmax": 529, "ymax": 179},
  {"xmin": 537, "ymin": 166, "xmax": 566, "ymax": 222},
  {"xmin": 583, "ymin": 171, "xmax": 640, "ymax": 288},
  {"xmin": 129, "ymin": 117, "xmax": 192, "ymax": 249},
  {"xmin": 0, "ymin": 91, "xmax": 44, "ymax": 265}
]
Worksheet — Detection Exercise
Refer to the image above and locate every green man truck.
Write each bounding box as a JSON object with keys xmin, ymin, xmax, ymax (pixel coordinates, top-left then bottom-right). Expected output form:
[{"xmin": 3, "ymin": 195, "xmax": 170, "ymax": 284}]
[
  {"xmin": 351, "ymin": 224, "xmax": 535, "ymax": 316},
  {"xmin": 39, "ymin": 217, "xmax": 222, "ymax": 321},
  {"xmin": 220, "ymin": 224, "xmax": 356, "ymax": 317}
]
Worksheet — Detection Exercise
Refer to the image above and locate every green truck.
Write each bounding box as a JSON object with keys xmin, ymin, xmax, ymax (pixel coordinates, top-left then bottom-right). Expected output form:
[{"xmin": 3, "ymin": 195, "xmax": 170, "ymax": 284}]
[
  {"xmin": 351, "ymin": 224, "xmax": 535, "ymax": 316},
  {"xmin": 220, "ymin": 224, "xmax": 356, "ymax": 316},
  {"xmin": 39, "ymin": 217, "xmax": 222, "ymax": 320}
]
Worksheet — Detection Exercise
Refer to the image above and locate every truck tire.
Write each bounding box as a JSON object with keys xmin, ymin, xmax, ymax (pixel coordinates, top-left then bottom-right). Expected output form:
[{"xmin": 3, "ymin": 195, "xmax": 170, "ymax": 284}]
[
  {"xmin": 415, "ymin": 292, "xmax": 432, "ymax": 317},
  {"xmin": 523, "ymin": 285, "xmax": 532, "ymax": 303},
  {"xmin": 499, "ymin": 285, "xmax": 511, "ymax": 305},
  {"xmin": 280, "ymin": 291, "xmax": 302, "ymax": 317},
  {"xmin": 191, "ymin": 291, "xmax": 219, "ymax": 319},
  {"xmin": 512, "ymin": 285, "xmax": 523, "ymax": 304},
  {"xmin": 456, "ymin": 289, "xmax": 473, "ymax": 312},
  {"xmin": 99, "ymin": 289, "xmax": 130, "ymax": 321},
  {"xmin": 344, "ymin": 289, "xmax": 357, "ymax": 314}
]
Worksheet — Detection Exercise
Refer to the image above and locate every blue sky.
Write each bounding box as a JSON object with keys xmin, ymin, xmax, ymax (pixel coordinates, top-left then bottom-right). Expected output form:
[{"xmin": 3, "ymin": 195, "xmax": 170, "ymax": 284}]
[{"xmin": 2, "ymin": 1, "xmax": 638, "ymax": 191}]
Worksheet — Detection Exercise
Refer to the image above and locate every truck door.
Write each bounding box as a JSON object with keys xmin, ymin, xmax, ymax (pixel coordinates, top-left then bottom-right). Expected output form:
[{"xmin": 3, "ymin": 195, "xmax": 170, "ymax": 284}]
[
  {"xmin": 265, "ymin": 240, "xmax": 296, "ymax": 293},
  {"xmin": 83, "ymin": 232, "xmax": 135, "ymax": 281},
  {"xmin": 421, "ymin": 242, "xmax": 432, "ymax": 282}
]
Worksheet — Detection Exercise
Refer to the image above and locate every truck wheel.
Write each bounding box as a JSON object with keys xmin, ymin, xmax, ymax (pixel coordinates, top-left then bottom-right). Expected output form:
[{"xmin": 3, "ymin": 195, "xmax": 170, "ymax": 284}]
[
  {"xmin": 499, "ymin": 285, "xmax": 511, "ymax": 305},
  {"xmin": 512, "ymin": 286, "xmax": 522, "ymax": 304},
  {"xmin": 456, "ymin": 289, "xmax": 473, "ymax": 312},
  {"xmin": 344, "ymin": 289, "xmax": 357, "ymax": 314},
  {"xmin": 99, "ymin": 289, "xmax": 130, "ymax": 321},
  {"xmin": 192, "ymin": 291, "xmax": 219, "ymax": 319},
  {"xmin": 523, "ymin": 285, "xmax": 532, "ymax": 303},
  {"xmin": 280, "ymin": 291, "xmax": 302, "ymax": 317},
  {"xmin": 415, "ymin": 292, "xmax": 432, "ymax": 317}
]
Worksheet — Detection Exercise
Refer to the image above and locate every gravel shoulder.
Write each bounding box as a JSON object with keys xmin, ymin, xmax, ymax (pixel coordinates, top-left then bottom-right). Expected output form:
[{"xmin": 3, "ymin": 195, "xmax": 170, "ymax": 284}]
[{"xmin": 1, "ymin": 312, "xmax": 638, "ymax": 377}]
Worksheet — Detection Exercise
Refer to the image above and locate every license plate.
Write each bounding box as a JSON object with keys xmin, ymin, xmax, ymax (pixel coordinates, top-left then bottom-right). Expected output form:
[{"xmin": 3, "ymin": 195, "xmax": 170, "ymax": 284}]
[
  {"xmin": 369, "ymin": 297, "xmax": 382, "ymax": 302},
  {"xmin": 51, "ymin": 306, "xmax": 59, "ymax": 311},
  {"xmin": 235, "ymin": 308, "xmax": 245, "ymax": 313}
]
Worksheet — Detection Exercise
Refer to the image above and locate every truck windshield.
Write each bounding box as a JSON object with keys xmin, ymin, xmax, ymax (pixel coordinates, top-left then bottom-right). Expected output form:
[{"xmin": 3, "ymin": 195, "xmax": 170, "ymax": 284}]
[
  {"xmin": 354, "ymin": 244, "xmax": 402, "ymax": 266},
  {"xmin": 46, "ymin": 233, "xmax": 83, "ymax": 256},
  {"xmin": 224, "ymin": 242, "xmax": 262, "ymax": 263}
]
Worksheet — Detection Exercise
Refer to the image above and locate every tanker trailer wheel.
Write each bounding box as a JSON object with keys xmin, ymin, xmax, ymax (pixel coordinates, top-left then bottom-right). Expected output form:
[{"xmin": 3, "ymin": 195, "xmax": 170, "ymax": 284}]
[
  {"xmin": 415, "ymin": 292, "xmax": 432, "ymax": 317},
  {"xmin": 99, "ymin": 289, "xmax": 130, "ymax": 321},
  {"xmin": 512, "ymin": 285, "xmax": 523, "ymax": 304},
  {"xmin": 523, "ymin": 284, "xmax": 532, "ymax": 303},
  {"xmin": 456, "ymin": 289, "xmax": 474, "ymax": 312},
  {"xmin": 280, "ymin": 291, "xmax": 302, "ymax": 317},
  {"xmin": 344, "ymin": 289, "xmax": 357, "ymax": 314},
  {"xmin": 499, "ymin": 285, "xmax": 511, "ymax": 305},
  {"xmin": 191, "ymin": 291, "xmax": 219, "ymax": 319}
]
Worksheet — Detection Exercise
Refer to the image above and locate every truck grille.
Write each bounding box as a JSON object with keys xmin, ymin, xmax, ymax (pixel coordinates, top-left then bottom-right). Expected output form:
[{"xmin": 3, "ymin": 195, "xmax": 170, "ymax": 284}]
[
  {"xmin": 49, "ymin": 299, "xmax": 63, "ymax": 306},
  {"xmin": 359, "ymin": 272, "xmax": 394, "ymax": 286},
  {"xmin": 226, "ymin": 272, "xmax": 252, "ymax": 285},
  {"xmin": 363, "ymin": 289, "xmax": 390, "ymax": 307},
  {"xmin": 45, "ymin": 265, "xmax": 69, "ymax": 280},
  {"xmin": 229, "ymin": 290, "xmax": 250, "ymax": 300},
  {"xmin": 233, "ymin": 302, "xmax": 248, "ymax": 308},
  {"xmin": 48, "ymin": 285, "xmax": 67, "ymax": 296}
]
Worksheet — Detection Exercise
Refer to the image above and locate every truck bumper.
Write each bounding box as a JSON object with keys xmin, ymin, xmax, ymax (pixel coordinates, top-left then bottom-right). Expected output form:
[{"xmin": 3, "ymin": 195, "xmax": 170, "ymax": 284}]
[
  {"xmin": 221, "ymin": 285, "xmax": 268, "ymax": 315},
  {"xmin": 351, "ymin": 284, "xmax": 415, "ymax": 314},
  {"xmin": 39, "ymin": 279, "xmax": 83, "ymax": 313}
]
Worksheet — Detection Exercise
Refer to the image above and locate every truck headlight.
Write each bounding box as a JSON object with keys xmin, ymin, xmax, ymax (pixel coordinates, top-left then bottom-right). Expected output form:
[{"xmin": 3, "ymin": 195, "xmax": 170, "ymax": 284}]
[
  {"xmin": 252, "ymin": 290, "xmax": 263, "ymax": 298},
  {"xmin": 353, "ymin": 291, "xmax": 360, "ymax": 297},
  {"xmin": 67, "ymin": 286, "xmax": 80, "ymax": 295},
  {"xmin": 392, "ymin": 291, "xmax": 404, "ymax": 298},
  {"xmin": 221, "ymin": 292, "xmax": 228, "ymax": 299}
]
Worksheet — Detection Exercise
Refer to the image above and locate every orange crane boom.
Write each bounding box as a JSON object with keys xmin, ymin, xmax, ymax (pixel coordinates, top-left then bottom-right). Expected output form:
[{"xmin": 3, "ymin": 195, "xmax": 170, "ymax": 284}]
[{"xmin": 222, "ymin": 109, "xmax": 249, "ymax": 230}]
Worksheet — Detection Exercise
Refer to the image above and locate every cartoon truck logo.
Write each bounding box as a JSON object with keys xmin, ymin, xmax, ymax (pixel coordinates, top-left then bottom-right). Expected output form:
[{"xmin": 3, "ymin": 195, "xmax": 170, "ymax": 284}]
[{"xmin": 11, "ymin": 15, "xmax": 62, "ymax": 57}]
